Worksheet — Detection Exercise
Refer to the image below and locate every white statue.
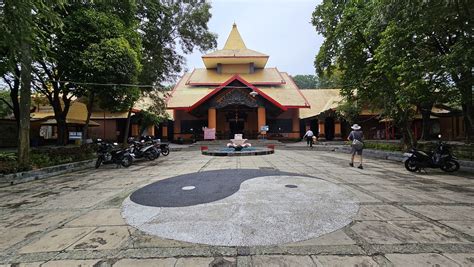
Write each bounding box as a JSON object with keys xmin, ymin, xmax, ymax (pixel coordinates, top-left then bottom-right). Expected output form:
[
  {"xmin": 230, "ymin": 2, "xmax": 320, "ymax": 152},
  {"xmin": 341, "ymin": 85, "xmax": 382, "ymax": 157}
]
[{"xmin": 227, "ymin": 134, "xmax": 251, "ymax": 151}]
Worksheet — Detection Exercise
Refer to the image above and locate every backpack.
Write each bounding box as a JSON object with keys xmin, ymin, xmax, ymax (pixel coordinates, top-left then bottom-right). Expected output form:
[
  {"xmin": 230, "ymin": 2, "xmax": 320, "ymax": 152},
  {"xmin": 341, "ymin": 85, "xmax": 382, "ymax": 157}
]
[{"xmin": 352, "ymin": 139, "xmax": 364, "ymax": 150}]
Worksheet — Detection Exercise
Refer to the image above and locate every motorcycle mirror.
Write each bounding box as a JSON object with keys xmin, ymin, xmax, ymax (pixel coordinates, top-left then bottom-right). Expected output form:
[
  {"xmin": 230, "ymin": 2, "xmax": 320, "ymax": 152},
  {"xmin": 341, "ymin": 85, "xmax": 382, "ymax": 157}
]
[
  {"xmin": 113, "ymin": 142, "xmax": 118, "ymax": 146},
  {"xmin": 438, "ymin": 134, "xmax": 442, "ymax": 139}
]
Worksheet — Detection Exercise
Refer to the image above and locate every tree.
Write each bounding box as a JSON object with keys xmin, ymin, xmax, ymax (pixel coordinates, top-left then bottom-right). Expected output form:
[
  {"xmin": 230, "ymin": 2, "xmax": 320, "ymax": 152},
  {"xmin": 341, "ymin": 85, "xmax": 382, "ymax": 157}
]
[
  {"xmin": 30, "ymin": 1, "xmax": 217, "ymax": 145},
  {"xmin": 1, "ymin": 0, "xmax": 64, "ymax": 167},
  {"xmin": 118, "ymin": 0, "xmax": 216, "ymax": 143},
  {"xmin": 313, "ymin": 1, "xmax": 417, "ymax": 146},
  {"xmin": 137, "ymin": 0, "xmax": 217, "ymax": 85},
  {"xmin": 312, "ymin": 0, "xmax": 472, "ymax": 145},
  {"xmin": 292, "ymin": 73, "xmax": 342, "ymax": 89},
  {"xmin": 53, "ymin": 6, "xmax": 142, "ymax": 143},
  {"xmin": 292, "ymin": 75, "xmax": 319, "ymax": 89}
]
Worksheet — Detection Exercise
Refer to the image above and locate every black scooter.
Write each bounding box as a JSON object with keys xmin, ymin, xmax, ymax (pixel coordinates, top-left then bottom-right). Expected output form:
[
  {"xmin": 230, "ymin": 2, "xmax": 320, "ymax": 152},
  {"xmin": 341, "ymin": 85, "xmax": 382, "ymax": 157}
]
[
  {"xmin": 403, "ymin": 135, "xmax": 459, "ymax": 173},
  {"xmin": 95, "ymin": 140, "xmax": 134, "ymax": 168},
  {"xmin": 141, "ymin": 136, "xmax": 169, "ymax": 156},
  {"xmin": 128, "ymin": 138, "xmax": 160, "ymax": 161}
]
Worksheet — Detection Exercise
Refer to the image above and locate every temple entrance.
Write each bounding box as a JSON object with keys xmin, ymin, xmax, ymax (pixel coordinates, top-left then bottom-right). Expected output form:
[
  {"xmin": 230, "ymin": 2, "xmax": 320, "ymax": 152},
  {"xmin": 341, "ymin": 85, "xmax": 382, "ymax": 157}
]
[{"xmin": 229, "ymin": 121, "xmax": 245, "ymax": 138}]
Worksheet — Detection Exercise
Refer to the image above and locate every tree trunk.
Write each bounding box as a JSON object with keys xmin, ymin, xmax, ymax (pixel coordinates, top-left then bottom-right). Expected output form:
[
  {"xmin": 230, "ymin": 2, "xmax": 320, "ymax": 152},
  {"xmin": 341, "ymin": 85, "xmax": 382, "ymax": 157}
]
[
  {"xmin": 56, "ymin": 115, "xmax": 69, "ymax": 146},
  {"xmin": 419, "ymin": 102, "xmax": 433, "ymax": 141},
  {"xmin": 18, "ymin": 42, "xmax": 32, "ymax": 169},
  {"xmin": 123, "ymin": 106, "xmax": 133, "ymax": 144},
  {"xmin": 455, "ymin": 70, "xmax": 473, "ymax": 143},
  {"xmin": 11, "ymin": 67, "xmax": 21, "ymax": 127},
  {"xmin": 460, "ymin": 82, "xmax": 473, "ymax": 143},
  {"xmin": 82, "ymin": 92, "xmax": 95, "ymax": 144},
  {"xmin": 398, "ymin": 114, "xmax": 415, "ymax": 150}
]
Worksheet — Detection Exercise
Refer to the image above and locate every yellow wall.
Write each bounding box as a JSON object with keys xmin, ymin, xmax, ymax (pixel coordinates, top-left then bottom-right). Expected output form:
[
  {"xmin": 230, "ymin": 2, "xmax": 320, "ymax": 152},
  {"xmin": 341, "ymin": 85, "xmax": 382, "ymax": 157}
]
[{"xmin": 221, "ymin": 64, "xmax": 250, "ymax": 74}]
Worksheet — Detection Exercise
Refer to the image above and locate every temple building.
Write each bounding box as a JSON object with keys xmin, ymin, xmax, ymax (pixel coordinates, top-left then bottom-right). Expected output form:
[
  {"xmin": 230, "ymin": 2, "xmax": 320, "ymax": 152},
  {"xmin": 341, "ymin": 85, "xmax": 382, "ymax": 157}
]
[{"xmin": 166, "ymin": 23, "xmax": 313, "ymax": 140}]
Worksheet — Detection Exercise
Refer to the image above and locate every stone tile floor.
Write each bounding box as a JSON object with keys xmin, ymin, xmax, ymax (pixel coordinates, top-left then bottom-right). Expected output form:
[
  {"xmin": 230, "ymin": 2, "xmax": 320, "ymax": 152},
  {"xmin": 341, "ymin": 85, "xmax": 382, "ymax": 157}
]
[{"xmin": 0, "ymin": 150, "xmax": 472, "ymax": 266}]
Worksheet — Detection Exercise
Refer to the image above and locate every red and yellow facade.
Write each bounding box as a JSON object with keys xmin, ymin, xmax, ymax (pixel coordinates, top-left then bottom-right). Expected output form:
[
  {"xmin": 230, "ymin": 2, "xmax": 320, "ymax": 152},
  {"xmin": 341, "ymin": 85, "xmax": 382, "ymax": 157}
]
[{"xmin": 166, "ymin": 24, "xmax": 310, "ymax": 140}]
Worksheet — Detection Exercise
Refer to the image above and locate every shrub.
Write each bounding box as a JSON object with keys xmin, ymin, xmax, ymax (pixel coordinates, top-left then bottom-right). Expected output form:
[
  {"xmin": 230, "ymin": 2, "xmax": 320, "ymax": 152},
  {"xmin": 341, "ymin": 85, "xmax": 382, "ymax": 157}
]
[
  {"xmin": 364, "ymin": 142, "xmax": 403, "ymax": 151},
  {"xmin": 31, "ymin": 145, "xmax": 95, "ymax": 168},
  {"xmin": 0, "ymin": 145, "xmax": 96, "ymax": 174},
  {"xmin": 0, "ymin": 152, "xmax": 17, "ymax": 162}
]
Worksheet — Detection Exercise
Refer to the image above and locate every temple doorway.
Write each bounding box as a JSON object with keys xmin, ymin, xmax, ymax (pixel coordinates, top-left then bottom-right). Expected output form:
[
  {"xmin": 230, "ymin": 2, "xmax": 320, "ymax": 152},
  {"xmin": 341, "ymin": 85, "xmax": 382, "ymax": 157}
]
[{"xmin": 229, "ymin": 121, "xmax": 245, "ymax": 138}]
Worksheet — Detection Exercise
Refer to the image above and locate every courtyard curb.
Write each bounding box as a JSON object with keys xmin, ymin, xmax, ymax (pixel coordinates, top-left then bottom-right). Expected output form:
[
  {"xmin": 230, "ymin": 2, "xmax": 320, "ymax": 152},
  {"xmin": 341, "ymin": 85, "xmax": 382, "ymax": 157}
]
[
  {"xmin": 283, "ymin": 144, "xmax": 474, "ymax": 172},
  {"xmin": 0, "ymin": 159, "xmax": 95, "ymax": 187}
]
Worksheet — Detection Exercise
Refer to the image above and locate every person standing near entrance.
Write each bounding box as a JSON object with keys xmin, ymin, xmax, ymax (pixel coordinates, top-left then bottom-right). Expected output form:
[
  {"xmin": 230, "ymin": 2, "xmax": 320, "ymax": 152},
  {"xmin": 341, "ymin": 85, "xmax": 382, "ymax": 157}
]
[
  {"xmin": 303, "ymin": 129, "xmax": 314, "ymax": 148},
  {"xmin": 348, "ymin": 124, "xmax": 364, "ymax": 169}
]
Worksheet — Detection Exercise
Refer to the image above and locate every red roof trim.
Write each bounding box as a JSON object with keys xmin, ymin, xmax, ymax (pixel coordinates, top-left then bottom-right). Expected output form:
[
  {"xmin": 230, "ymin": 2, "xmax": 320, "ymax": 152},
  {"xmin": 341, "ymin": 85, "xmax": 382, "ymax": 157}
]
[
  {"xmin": 187, "ymin": 81, "xmax": 284, "ymax": 86},
  {"xmin": 187, "ymin": 75, "xmax": 287, "ymax": 112}
]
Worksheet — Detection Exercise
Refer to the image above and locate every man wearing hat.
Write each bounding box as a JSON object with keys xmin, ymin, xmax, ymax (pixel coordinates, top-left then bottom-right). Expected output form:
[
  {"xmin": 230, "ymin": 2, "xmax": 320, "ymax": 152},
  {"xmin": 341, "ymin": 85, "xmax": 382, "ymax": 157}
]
[{"xmin": 348, "ymin": 124, "xmax": 364, "ymax": 169}]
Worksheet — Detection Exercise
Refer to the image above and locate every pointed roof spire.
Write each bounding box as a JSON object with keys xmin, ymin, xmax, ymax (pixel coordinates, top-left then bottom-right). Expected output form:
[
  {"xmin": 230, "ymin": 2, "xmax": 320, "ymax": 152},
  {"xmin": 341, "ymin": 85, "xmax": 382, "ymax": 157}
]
[{"xmin": 223, "ymin": 23, "xmax": 247, "ymax": 50}]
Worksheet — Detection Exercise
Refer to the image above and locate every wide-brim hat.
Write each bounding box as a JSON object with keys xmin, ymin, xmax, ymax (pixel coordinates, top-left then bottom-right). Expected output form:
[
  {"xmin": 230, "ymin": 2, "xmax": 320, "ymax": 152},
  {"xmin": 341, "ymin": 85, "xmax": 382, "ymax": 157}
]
[{"xmin": 351, "ymin": 124, "xmax": 361, "ymax": 130}]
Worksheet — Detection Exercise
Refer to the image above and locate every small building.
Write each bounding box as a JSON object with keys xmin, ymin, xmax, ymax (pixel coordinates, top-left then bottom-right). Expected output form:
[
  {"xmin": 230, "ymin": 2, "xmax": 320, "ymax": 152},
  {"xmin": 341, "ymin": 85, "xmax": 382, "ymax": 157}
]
[
  {"xmin": 166, "ymin": 24, "xmax": 310, "ymax": 140},
  {"xmin": 30, "ymin": 101, "xmax": 99, "ymax": 145}
]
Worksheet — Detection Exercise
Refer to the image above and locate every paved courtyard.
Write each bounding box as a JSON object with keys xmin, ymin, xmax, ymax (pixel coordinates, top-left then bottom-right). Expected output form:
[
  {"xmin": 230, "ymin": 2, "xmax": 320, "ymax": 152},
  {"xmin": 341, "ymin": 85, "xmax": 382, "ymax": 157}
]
[{"xmin": 0, "ymin": 149, "xmax": 473, "ymax": 266}]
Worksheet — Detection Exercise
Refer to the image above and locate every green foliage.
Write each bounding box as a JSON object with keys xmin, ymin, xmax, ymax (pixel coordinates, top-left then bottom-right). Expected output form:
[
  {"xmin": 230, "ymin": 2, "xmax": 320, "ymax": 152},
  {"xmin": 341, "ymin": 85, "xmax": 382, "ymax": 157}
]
[
  {"xmin": 292, "ymin": 75, "xmax": 319, "ymax": 89},
  {"xmin": 137, "ymin": 0, "xmax": 217, "ymax": 85},
  {"xmin": 292, "ymin": 73, "xmax": 342, "ymax": 89},
  {"xmin": 82, "ymin": 37, "xmax": 142, "ymax": 111},
  {"xmin": 31, "ymin": 146, "xmax": 96, "ymax": 168},
  {"xmin": 0, "ymin": 146, "xmax": 95, "ymax": 174},
  {"xmin": 0, "ymin": 152, "xmax": 17, "ymax": 161},
  {"xmin": 133, "ymin": 109, "xmax": 167, "ymax": 134},
  {"xmin": 313, "ymin": 0, "xmax": 474, "ymax": 143},
  {"xmin": 363, "ymin": 142, "xmax": 403, "ymax": 152},
  {"xmin": 0, "ymin": 90, "xmax": 13, "ymax": 118},
  {"xmin": 336, "ymin": 100, "xmax": 361, "ymax": 125}
]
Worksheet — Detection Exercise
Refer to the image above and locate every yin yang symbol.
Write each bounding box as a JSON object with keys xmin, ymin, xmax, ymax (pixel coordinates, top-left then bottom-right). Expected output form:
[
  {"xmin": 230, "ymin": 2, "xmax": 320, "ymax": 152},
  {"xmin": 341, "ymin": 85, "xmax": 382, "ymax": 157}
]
[{"xmin": 122, "ymin": 169, "xmax": 359, "ymax": 246}]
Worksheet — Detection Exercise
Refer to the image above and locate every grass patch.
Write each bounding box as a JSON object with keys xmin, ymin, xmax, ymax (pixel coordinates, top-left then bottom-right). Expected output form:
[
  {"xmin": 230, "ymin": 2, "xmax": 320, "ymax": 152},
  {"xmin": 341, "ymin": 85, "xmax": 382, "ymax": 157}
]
[{"xmin": 363, "ymin": 142, "xmax": 403, "ymax": 152}]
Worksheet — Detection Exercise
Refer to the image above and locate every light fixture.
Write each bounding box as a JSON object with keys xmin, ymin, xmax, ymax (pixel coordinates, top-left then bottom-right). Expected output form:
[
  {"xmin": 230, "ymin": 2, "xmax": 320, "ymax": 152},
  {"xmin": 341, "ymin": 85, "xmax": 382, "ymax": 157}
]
[{"xmin": 249, "ymin": 90, "xmax": 258, "ymax": 97}]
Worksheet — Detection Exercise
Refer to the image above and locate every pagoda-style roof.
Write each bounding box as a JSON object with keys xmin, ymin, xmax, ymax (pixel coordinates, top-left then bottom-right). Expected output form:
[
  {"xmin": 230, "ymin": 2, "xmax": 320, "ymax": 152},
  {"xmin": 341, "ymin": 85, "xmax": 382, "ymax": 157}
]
[
  {"xmin": 166, "ymin": 23, "xmax": 311, "ymax": 112},
  {"xmin": 202, "ymin": 24, "xmax": 269, "ymax": 68}
]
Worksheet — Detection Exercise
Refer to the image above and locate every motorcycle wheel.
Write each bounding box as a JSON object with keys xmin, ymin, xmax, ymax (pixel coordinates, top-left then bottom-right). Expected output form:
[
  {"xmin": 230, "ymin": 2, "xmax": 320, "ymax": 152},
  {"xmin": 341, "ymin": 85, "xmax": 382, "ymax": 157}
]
[
  {"xmin": 404, "ymin": 158, "xmax": 419, "ymax": 172},
  {"xmin": 95, "ymin": 158, "xmax": 102, "ymax": 169},
  {"xmin": 121, "ymin": 155, "xmax": 133, "ymax": 168},
  {"xmin": 146, "ymin": 150, "xmax": 157, "ymax": 161},
  {"xmin": 161, "ymin": 147, "xmax": 170, "ymax": 156},
  {"xmin": 440, "ymin": 159, "xmax": 460, "ymax": 172}
]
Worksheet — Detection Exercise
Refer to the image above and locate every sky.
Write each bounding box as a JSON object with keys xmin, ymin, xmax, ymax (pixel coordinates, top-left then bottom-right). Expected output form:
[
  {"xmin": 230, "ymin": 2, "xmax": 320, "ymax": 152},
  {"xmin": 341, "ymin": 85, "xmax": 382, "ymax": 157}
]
[{"xmin": 184, "ymin": 0, "xmax": 324, "ymax": 76}]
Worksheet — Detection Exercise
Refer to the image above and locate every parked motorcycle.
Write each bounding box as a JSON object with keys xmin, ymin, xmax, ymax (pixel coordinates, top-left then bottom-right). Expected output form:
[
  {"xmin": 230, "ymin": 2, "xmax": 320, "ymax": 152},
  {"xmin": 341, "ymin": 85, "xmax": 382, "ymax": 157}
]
[
  {"xmin": 128, "ymin": 138, "xmax": 160, "ymax": 161},
  {"xmin": 159, "ymin": 142, "xmax": 170, "ymax": 156},
  {"xmin": 95, "ymin": 139, "xmax": 134, "ymax": 168},
  {"xmin": 403, "ymin": 135, "xmax": 460, "ymax": 173},
  {"xmin": 140, "ymin": 136, "xmax": 169, "ymax": 156}
]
